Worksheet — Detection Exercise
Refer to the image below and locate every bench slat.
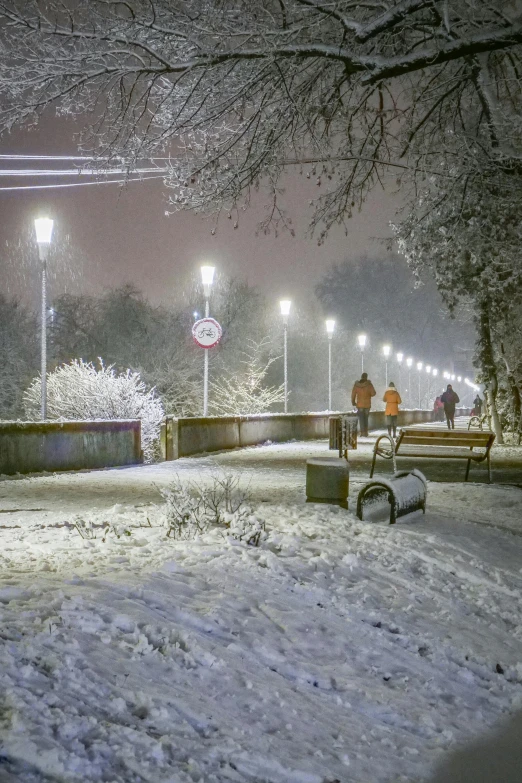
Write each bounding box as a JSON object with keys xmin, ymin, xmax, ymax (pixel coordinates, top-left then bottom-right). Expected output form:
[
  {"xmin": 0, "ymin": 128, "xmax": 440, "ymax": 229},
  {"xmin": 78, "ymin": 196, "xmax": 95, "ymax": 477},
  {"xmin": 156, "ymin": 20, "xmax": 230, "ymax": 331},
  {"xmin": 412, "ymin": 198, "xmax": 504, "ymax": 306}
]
[
  {"xmin": 399, "ymin": 428, "xmax": 490, "ymax": 441},
  {"xmin": 400, "ymin": 436, "xmax": 489, "ymax": 448},
  {"xmin": 396, "ymin": 448, "xmax": 485, "ymax": 461}
]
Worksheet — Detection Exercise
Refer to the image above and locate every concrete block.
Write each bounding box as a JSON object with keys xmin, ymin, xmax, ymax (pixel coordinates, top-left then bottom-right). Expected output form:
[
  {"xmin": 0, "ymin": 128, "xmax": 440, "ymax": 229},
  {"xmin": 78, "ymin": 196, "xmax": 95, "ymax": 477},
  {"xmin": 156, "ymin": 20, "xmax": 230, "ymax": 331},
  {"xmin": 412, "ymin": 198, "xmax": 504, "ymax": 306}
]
[{"xmin": 306, "ymin": 457, "xmax": 350, "ymax": 508}]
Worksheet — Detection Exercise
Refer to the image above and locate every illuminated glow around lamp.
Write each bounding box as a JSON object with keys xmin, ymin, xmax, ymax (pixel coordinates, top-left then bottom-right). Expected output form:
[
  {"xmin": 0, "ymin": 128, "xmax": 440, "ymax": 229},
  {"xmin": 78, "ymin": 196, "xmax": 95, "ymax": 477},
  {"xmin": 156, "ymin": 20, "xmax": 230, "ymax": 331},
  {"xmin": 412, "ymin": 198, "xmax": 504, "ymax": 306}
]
[
  {"xmin": 382, "ymin": 344, "xmax": 391, "ymax": 358},
  {"xmin": 396, "ymin": 352, "xmax": 403, "ymax": 363},
  {"xmin": 325, "ymin": 319, "xmax": 335, "ymax": 335},
  {"xmin": 357, "ymin": 334, "xmax": 367, "ymax": 348}
]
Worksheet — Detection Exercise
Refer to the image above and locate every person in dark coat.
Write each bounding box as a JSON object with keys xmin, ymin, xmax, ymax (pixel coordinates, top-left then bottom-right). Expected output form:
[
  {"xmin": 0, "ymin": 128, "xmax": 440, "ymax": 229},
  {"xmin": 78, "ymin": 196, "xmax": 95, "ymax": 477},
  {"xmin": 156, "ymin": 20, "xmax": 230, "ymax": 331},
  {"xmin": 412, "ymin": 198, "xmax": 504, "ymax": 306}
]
[
  {"xmin": 351, "ymin": 372, "xmax": 376, "ymax": 437},
  {"xmin": 440, "ymin": 384, "xmax": 460, "ymax": 429},
  {"xmin": 473, "ymin": 394, "xmax": 483, "ymax": 417}
]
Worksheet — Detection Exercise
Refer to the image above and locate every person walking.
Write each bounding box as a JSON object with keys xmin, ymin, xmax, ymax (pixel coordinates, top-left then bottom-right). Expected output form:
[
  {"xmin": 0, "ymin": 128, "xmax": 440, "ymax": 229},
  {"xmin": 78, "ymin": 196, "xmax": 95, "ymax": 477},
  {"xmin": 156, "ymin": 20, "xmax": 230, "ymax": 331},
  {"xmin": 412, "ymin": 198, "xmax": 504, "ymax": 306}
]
[
  {"xmin": 433, "ymin": 396, "xmax": 445, "ymax": 422},
  {"xmin": 473, "ymin": 394, "xmax": 483, "ymax": 417},
  {"xmin": 351, "ymin": 372, "xmax": 376, "ymax": 437},
  {"xmin": 440, "ymin": 384, "xmax": 460, "ymax": 430},
  {"xmin": 383, "ymin": 382, "xmax": 402, "ymax": 439}
]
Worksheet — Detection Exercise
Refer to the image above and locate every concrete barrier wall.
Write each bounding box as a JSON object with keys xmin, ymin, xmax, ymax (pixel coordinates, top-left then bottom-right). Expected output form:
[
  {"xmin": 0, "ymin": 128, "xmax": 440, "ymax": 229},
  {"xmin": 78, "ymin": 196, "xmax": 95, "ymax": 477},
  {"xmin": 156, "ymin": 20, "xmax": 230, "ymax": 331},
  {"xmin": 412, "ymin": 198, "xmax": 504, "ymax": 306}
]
[
  {"xmin": 162, "ymin": 409, "xmax": 471, "ymax": 460},
  {"xmin": 0, "ymin": 420, "xmax": 142, "ymax": 475}
]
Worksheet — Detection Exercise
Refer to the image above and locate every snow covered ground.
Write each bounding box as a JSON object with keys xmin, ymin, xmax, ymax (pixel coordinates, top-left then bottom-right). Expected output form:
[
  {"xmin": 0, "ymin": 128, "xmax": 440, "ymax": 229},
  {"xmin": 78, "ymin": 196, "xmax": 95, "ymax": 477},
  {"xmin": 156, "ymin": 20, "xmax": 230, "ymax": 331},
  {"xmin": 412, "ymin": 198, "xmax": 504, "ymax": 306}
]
[{"xmin": 1, "ymin": 436, "xmax": 522, "ymax": 782}]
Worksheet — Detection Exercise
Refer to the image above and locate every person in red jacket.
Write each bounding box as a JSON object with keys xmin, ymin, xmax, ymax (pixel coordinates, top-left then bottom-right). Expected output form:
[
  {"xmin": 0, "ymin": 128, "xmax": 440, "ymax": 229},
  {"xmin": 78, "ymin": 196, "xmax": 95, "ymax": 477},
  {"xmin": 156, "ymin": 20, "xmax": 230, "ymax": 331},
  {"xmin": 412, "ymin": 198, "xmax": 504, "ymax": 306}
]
[
  {"xmin": 351, "ymin": 372, "xmax": 376, "ymax": 437},
  {"xmin": 383, "ymin": 382, "xmax": 402, "ymax": 439},
  {"xmin": 440, "ymin": 384, "xmax": 460, "ymax": 429}
]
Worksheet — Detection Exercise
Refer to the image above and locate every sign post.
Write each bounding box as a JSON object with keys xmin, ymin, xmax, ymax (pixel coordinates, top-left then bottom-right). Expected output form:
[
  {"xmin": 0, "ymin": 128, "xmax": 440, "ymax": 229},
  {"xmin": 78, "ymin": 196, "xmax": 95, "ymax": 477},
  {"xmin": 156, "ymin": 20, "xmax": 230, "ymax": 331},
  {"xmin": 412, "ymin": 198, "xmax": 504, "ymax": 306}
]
[{"xmin": 192, "ymin": 317, "xmax": 222, "ymax": 415}]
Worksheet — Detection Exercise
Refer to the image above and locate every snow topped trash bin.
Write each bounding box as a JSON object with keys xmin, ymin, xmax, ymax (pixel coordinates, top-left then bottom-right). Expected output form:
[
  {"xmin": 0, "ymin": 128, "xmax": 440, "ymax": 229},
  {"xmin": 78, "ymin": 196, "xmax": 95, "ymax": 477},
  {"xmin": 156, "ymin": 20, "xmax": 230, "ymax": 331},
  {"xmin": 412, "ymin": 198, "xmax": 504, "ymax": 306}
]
[
  {"xmin": 306, "ymin": 457, "xmax": 350, "ymax": 509},
  {"xmin": 356, "ymin": 469, "xmax": 427, "ymax": 525}
]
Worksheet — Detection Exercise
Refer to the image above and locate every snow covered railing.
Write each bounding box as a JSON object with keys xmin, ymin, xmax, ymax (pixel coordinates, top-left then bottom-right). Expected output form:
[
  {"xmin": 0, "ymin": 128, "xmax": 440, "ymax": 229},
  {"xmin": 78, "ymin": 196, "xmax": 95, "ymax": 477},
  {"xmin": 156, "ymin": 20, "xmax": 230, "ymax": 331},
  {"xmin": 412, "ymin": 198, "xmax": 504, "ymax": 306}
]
[{"xmin": 0, "ymin": 420, "xmax": 142, "ymax": 475}]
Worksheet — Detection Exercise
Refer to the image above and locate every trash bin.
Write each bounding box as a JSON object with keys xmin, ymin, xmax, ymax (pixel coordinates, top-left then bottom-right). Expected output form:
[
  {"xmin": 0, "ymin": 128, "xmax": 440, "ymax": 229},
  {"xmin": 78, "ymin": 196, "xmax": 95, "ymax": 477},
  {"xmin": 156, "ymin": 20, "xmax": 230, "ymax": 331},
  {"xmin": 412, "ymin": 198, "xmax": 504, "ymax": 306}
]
[
  {"xmin": 306, "ymin": 457, "xmax": 350, "ymax": 508},
  {"xmin": 329, "ymin": 415, "xmax": 358, "ymax": 457}
]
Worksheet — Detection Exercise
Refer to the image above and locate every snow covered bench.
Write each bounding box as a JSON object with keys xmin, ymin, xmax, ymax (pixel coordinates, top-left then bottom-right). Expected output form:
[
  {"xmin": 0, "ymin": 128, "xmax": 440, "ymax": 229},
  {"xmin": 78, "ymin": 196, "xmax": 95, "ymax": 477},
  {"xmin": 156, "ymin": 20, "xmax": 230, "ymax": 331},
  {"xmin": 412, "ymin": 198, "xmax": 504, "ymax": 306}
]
[{"xmin": 370, "ymin": 428, "xmax": 495, "ymax": 483}]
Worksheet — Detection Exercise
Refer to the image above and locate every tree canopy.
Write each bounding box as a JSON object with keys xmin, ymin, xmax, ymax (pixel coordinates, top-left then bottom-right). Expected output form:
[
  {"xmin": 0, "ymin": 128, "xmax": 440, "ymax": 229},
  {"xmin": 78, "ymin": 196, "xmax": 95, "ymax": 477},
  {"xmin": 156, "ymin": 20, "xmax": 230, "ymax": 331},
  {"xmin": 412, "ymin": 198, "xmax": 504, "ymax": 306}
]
[{"xmin": 0, "ymin": 1, "xmax": 520, "ymax": 235}]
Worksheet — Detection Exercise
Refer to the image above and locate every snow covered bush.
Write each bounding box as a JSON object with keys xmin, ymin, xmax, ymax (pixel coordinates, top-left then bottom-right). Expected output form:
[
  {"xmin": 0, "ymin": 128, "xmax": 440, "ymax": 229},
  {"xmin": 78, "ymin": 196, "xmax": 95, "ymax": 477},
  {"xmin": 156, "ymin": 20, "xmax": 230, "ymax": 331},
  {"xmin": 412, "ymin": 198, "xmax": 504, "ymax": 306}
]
[
  {"xmin": 210, "ymin": 338, "xmax": 285, "ymax": 415},
  {"xmin": 160, "ymin": 470, "xmax": 255, "ymax": 540},
  {"xmin": 23, "ymin": 359, "xmax": 164, "ymax": 462},
  {"xmin": 225, "ymin": 509, "xmax": 267, "ymax": 547}
]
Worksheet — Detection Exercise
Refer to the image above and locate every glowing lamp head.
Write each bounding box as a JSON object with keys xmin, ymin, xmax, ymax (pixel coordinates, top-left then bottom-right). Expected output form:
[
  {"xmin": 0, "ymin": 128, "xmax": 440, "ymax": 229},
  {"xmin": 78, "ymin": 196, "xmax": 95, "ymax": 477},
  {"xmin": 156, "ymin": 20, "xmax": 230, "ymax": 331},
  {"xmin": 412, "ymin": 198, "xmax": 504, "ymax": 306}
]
[
  {"xmin": 325, "ymin": 319, "xmax": 335, "ymax": 336},
  {"xmin": 382, "ymin": 344, "xmax": 391, "ymax": 358},
  {"xmin": 432, "ymin": 369, "xmax": 438, "ymax": 377},
  {"xmin": 200, "ymin": 264, "xmax": 215, "ymax": 297},
  {"xmin": 457, "ymin": 375, "xmax": 462, "ymax": 382},
  {"xmin": 406, "ymin": 357, "xmax": 413, "ymax": 368},
  {"xmin": 34, "ymin": 217, "xmax": 54, "ymax": 260},
  {"xmin": 279, "ymin": 299, "xmax": 291, "ymax": 318},
  {"xmin": 396, "ymin": 352, "xmax": 403, "ymax": 363},
  {"xmin": 451, "ymin": 374, "xmax": 455, "ymax": 381},
  {"xmin": 426, "ymin": 365, "xmax": 431, "ymax": 373},
  {"xmin": 417, "ymin": 361, "xmax": 423, "ymax": 371},
  {"xmin": 357, "ymin": 334, "xmax": 367, "ymax": 349}
]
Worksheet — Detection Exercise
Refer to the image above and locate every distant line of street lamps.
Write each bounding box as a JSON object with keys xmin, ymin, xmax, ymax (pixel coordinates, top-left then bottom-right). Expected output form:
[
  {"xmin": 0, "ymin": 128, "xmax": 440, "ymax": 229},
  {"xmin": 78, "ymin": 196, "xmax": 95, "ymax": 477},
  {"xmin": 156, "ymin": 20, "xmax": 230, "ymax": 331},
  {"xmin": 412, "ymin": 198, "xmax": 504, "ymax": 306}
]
[{"xmin": 28, "ymin": 217, "xmax": 476, "ymax": 419}]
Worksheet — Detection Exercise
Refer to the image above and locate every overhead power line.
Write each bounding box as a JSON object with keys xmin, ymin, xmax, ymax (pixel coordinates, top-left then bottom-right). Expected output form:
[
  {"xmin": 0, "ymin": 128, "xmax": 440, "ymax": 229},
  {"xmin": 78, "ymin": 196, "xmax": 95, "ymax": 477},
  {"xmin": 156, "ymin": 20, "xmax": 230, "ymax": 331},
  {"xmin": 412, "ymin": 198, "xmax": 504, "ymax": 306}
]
[{"xmin": 0, "ymin": 174, "xmax": 167, "ymax": 191}]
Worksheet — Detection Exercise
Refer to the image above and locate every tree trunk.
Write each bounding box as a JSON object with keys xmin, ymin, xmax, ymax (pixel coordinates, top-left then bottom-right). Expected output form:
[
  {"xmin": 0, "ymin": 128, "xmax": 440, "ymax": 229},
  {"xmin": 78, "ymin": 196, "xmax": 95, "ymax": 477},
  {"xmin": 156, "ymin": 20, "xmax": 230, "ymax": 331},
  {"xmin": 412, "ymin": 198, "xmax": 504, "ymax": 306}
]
[
  {"xmin": 475, "ymin": 302, "xmax": 504, "ymax": 444},
  {"xmin": 499, "ymin": 341, "xmax": 522, "ymax": 437}
]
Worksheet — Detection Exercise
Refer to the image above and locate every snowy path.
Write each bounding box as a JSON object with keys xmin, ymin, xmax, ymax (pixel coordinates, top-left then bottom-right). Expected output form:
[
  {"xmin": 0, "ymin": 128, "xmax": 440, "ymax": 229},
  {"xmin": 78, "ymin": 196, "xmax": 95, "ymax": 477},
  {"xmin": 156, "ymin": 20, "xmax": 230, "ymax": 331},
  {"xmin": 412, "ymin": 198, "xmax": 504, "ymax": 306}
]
[{"xmin": 1, "ymin": 439, "xmax": 522, "ymax": 782}]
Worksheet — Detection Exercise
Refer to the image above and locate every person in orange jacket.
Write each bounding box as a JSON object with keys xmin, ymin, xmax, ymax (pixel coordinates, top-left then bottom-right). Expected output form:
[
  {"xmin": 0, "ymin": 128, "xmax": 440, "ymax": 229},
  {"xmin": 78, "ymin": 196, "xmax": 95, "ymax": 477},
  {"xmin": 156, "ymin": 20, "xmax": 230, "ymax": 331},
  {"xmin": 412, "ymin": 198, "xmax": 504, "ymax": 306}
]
[
  {"xmin": 383, "ymin": 381, "xmax": 402, "ymax": 439},
  {"xmin": 351, "ymin": 372, "xmax": 376, "ymax": 437}
]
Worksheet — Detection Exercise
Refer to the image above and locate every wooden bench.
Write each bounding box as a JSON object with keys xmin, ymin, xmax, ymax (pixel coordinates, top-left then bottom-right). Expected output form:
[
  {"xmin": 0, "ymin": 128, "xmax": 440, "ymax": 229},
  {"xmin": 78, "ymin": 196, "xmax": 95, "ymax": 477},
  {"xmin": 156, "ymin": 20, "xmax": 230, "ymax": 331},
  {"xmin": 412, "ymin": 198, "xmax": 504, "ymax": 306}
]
[{"xmin": 370, "ymin": 427, "xmax": 495, "ymax": 483}]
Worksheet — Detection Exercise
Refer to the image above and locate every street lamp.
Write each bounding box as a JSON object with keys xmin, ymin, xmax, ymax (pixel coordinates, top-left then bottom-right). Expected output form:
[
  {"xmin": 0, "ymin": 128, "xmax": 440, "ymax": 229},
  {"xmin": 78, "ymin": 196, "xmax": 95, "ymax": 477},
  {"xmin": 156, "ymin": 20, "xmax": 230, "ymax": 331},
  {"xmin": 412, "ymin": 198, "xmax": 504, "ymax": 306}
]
[
  {"xmin": 326, "ymin": 319, "xmax": 335, "ymax": 411},
  {"xmin": 425, "ymin": 366, "xmax": 432, "ymax": 408},
  {"xmin": 200, "ymin": 264, "xmax": 215, "ymax": 416},
  {"xmin": 406, "ymin": 357, "xmax": 413, "ymax": 406},
  {"xmin": 280, "ymin": 299, "xmax": 291, "ymax": 413},
  {"xmin": 357, "ymin": 333, "xmax": 367, "ymax": 373},
  {"xmin": 416, "ymin": 361, "xmax": 423, "ymax": 408},
  {"xmin": 396, "ymin": 352, "xmax": 403, "ymax": 392},
  {"xmin": 34, "ymin": 217, "xmax": 54, "ymax": 420},
  {"xmin": 382, "ymin": 344, "xmax": 391, "ymax": 386}
]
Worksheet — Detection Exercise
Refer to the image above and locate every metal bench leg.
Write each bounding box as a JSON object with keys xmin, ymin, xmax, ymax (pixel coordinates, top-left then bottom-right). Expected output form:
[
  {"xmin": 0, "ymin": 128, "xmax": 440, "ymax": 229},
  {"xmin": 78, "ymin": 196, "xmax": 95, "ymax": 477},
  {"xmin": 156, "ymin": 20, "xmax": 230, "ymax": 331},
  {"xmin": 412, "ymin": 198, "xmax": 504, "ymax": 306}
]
[
  {"xmin": 465, "ymin": 458, "xmax": 471, "ymax": 481},
  {"xmin": 370, "ymin": 448, "xmax": 377, "ymax": 478},
  {"xmin": 487, "ymin": 452, "xmax": 492, "ymax": 484}
]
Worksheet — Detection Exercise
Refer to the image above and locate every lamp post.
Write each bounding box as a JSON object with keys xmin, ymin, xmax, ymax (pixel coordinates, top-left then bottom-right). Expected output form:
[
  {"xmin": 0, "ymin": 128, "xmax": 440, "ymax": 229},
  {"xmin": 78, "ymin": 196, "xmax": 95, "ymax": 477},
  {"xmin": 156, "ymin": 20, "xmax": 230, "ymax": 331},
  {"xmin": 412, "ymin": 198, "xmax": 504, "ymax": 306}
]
[
  {"xmin": 280, "ymin": 299, "xmax": 291, "ymax": 413},
  {"xmin": 382, "ymin": 344, "xmax": 391, "ymax": 386},
  {"xmin": 34, "ymin": 217, "xmax": 54, "ymax": 420},
  {"xmin": 425, "ymin": 365, "xmax": 431, "ymax": 409},
  {"xmin": 326, "ymin": 319, "xmax": 335, "ymax": 411},
  {"xmin": 406, "ymin": 357, "xmax": 413, "ymax": 407},
  {"xmin": 416, "ymin": 361, "xmax": 423, "ymax": 408},
  {"xmin": 396, "ymin": 352, "xmax": 403, "ymax": 393},
  {"xmin": 201, "ymin": 264, "xmax": 215, "ymax": 416},
  {"xmin": 357, "ymin": 333, "xmax": 367, "ymax": 373}
]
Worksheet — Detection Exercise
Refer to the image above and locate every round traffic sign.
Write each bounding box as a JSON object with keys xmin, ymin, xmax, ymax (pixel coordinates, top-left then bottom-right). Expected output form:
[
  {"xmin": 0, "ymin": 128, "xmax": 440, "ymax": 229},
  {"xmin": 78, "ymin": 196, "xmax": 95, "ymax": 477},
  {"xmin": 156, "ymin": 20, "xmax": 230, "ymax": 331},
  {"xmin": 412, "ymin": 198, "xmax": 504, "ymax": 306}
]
[{"xmin": 192, "ymin": 317, "xmax": 222, "ymax": 349}]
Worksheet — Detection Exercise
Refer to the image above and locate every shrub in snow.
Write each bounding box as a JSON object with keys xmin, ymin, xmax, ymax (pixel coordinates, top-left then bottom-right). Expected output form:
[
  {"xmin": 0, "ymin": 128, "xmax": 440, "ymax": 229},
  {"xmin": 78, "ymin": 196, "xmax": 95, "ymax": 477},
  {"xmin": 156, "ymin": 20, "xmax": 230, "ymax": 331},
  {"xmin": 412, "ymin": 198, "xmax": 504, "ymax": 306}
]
[
  {"xmin": 160, "ymin": 470, "xmax": 256, "ymax": 540},
  {"xmin": 225, "ymin": 509, "xmax": 267, "ymax": 547},
  {"xmin": 23, "ymin": 359, "xmax": 164, "ymax": 462},
  {"xmin": 209, "ymin": 338, "xmax": 285, "ymax": 415}
]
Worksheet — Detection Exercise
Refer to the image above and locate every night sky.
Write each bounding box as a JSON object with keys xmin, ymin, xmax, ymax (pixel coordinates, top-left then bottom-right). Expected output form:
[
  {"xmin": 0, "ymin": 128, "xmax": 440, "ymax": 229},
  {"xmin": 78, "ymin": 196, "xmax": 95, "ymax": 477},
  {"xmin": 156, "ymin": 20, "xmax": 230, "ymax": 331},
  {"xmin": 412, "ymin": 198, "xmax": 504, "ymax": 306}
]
[{"xmin": 0, "ymin": 118, "xmax": 399, "ymax": 309}]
